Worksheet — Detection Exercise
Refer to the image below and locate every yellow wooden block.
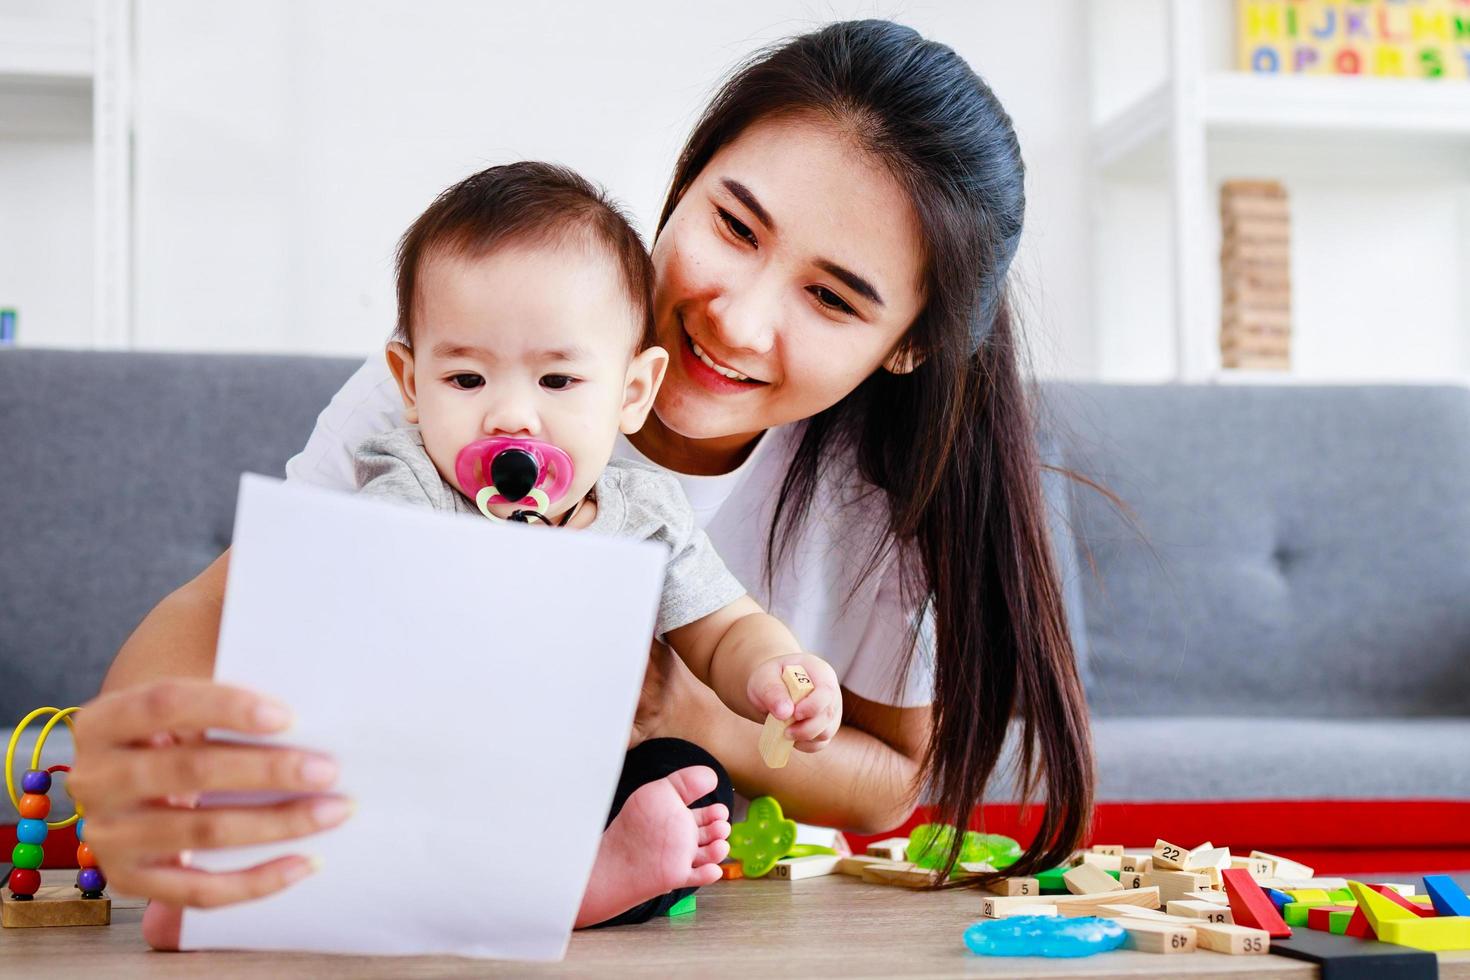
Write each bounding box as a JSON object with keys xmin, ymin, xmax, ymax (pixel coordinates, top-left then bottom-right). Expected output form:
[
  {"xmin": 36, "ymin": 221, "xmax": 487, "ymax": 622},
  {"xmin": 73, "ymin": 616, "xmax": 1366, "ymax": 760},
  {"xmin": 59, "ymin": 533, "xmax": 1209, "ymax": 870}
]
[
  {"xmin": 1347, "ymin": 881, "xmax": 1417, "ymax": 932},
  {"xmin": 1284, "ymin": 889, "xmax": 1332, "ymax": 906},
  {"xmin": 1064, "ymin": 863, "xmax": 1124, "ymax": 895},
  {"xmin": 1376, "ymin": 916, "xmax": 1470, "ymax": 952}
]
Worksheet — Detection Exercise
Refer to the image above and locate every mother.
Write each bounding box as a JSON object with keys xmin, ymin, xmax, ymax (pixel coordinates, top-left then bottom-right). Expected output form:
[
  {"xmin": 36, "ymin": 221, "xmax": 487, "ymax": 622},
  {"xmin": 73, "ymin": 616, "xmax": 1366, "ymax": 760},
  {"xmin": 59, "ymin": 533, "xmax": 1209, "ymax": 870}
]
[{"xmin": 73, "ymin": 18, "xmax": 1093, "ymax": 918}]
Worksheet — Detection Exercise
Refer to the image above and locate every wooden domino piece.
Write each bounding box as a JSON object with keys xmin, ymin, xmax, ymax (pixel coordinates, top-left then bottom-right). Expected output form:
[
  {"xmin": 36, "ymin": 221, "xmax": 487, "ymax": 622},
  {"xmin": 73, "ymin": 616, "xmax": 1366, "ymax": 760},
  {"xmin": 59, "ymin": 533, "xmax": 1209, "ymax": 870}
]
[
  {"xmin": 1184, "ymin": 846, "xmax": 1231, "ymax": 871},
  {"xmin": 982, "ymin": 875, "xmax": 1040, "ymax": 897},
  {"xmin": 1064, "ymin": 863, "xmax": 1123, "ymax": 895},
  {"xmin": 1090, "ymin": 844, "xmax": 1125, "ymax": 857},
  {"xmin": 1146, "ymin": 869, "xmax": 1211, "ymax": 904},
  {"xmin": 1192, "ymin": 921, "xmax": 1270, "ymax": 955},
  {"xmin": 983, "ymin": 886, "xmax": 1160, "ymax": 920},
  {"xmin": 1077, "ymin": 851, "xmax": 1123, "ymax": 872},
  {"xmin": 757, "ymin": 665, "xmax": 815, "ymax": 768},
  {"xmin": 988, "ymin": 903, "xmax": 1060, "ymax": 919},
  {"xmin": 1230, "ymin": 856, "xmax": 1274, "ymax": 880},
  {"xmin": 1120, "ymin": 852, "xmax": 1153, "ymax": 874},
  {"xmin": 769, "ymin": 855, "xmax": 841, "ymax": 880},
  {"xmin": 834, "ymin": 854, "xmax": 885, "ymax": 876},
  {"xmin": 1120, "ymin": 871, "xmax": 1147, "ymax": 890},
  {"xmin": 1151, "ymin": 839, "xmax": 1205, "ymax": 871},
  {"xmin": 1185, "ymin": 889, "xmax": 1228, "ymax": 905},
  {"xmin": 1168, "ymin": 899, "xmax": 1234, "ymax": 924},
  {"xmin": 1114, "ymin": 916, "xmax": 1198, "ymax": 954},
  {"xmin": 1250, "ymin": 850, "xmax": 1313, "ymax": 880},
  {"xmin": 864, "ymin": 837, "xmax": 909, "ymax": 861}
]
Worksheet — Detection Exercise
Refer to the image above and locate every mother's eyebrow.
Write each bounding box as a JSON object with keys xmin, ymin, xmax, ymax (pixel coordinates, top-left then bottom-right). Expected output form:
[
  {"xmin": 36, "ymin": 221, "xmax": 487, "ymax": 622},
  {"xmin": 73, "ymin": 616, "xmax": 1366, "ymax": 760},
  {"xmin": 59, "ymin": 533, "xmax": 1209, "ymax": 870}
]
[
  {"xmin": 815, "ymin": 259, "xmax": 884, "ymax": 308},
  {"xmin": 721, "ymin": 178, "xmax": 775, "ymax": 232}
]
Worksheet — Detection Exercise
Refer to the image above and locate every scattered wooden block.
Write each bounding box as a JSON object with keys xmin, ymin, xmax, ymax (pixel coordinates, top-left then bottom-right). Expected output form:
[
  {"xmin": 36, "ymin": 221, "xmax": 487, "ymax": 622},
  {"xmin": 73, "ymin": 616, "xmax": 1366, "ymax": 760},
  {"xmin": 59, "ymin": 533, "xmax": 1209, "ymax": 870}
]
[
  {"xmin": 1151, "ymin": 838, "xmax": 1193, "ymax": 871},
  {"xmin": 984, "ymin": 886, "xmax": 1160, "ymax": 920},
  {"xmin": 981, "ymin": 875, "xmax": 1040, "ymax": 898},
  {"xmin": 1120, "ymin": 852, "xmax": 1153, "ymax": 874},
  {"xmin": 1185, "ymin": 889, "xmax": 1229, "ymax": 905},
  {"xmin": 1120, "ymin": 872, "xmax": 1147, "ymax": 890},
  {"xmin": 1184, "ymin": 846, "xmax": 1231, "ymax": 871},
  {"xmin": 757, "ymin": 665, "xmax": 815, "ymax": 768},
  {"xmin": 0, "ymin": 885, "xmax": 111, "ymax": 928},
  {"xmin": 1250, "ymin": 850, "xmax": 1313, "ymax": 880},
  {"xmin": 1114, "ymin": 916, "xmax": 1198, "ymax": 954},
  {"xmin": 1223, "ymin": 867, "xmax": 1292, "ymax": 938},
  {"xmin": 860, "ymin": 861, "xmax": 936, "ymax": 888},
  {"xmin": 1230, "ymin": 856, "xmax": 1274, "ymax": 880},
  {"xmin": 1090, "ymin": 844, "xmax": 1125, "ymax": 857},
  {"xmin": 865, "ymin": 838, "xmax": 909, "ymax": 861},
  {"xmin": 769, "ymin": 855, "xmax": 841, "ymax": 881},
  {"xmin": 1168, "ymin": 899, "xmax": 1234, "ymax": 924},
  {"xmin": 1064, "ymin": 863, "xmax": 1123, "ymax": 895},
  {"xmin": 1146, "ymin": 870, "xmax": 1211, "ymax": 904},
  {"xmin": 1077, "ymin": 851, "xmax": 1122, "ymax": 872},
  {"xmin": 834, "ymin": 854, "xmax": 884, "ymax": 876},
  {"xmin": 1424, "ymin": 874, "xmax": 1470, "ymax": 917},
  {"xmin": 1193, "ymin": 921, "xmax": 1271, "ymax": 955},
  {"xmin": 988, "ymin": 904, "xmax": 1061, "ymax": 919}
]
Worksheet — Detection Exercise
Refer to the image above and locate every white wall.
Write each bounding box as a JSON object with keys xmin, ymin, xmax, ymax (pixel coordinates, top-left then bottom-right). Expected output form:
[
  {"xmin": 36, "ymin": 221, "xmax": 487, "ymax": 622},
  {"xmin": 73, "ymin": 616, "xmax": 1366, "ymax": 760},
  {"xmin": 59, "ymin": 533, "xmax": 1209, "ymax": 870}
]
[{"xmin": 130, "ymin": 0, "xmax": 1097, "ymax": 378}]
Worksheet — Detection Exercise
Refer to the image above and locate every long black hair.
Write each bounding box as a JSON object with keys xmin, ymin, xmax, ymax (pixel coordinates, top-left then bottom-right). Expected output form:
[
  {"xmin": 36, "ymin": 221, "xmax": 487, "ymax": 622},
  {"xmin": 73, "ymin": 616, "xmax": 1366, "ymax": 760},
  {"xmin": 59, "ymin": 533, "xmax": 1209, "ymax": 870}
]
[{"xmin": 657, "ymin": 20, "xmax": 1094, "ymax": 879}]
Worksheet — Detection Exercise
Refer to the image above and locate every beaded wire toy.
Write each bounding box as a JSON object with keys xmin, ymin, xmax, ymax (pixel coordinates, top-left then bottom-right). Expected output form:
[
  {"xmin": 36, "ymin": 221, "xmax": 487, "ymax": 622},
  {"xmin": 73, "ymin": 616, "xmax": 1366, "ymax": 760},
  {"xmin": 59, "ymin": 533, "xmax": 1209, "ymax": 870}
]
[{"xmin": 6, "ymin": 706, "xmax": 105, "ymax": 902}]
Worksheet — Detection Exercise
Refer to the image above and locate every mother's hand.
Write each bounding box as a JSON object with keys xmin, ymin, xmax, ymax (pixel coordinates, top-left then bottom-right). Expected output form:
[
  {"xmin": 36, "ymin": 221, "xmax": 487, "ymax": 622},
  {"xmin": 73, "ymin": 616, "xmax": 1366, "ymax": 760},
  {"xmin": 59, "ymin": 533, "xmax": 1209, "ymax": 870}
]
[{"xmin": 69, "ymin": 679, "xmax": 351, "ymax": 912}]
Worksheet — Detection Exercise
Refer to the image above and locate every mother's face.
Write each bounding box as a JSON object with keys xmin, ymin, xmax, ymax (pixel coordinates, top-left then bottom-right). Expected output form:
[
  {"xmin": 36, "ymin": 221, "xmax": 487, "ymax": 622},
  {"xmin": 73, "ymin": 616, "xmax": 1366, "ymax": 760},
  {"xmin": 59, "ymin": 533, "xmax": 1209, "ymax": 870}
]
[{"xmin": 649, "ymin": 114, "xmax": 926, "ymax": 443}]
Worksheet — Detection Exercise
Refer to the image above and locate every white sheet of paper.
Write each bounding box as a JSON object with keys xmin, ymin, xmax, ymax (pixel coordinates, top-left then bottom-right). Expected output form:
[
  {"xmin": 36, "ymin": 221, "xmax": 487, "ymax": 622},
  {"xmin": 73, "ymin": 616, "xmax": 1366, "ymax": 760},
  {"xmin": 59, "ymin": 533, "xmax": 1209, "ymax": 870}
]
[{"xmin": 180, "ymin": 474, "xmax": 664, "ymax": 960}]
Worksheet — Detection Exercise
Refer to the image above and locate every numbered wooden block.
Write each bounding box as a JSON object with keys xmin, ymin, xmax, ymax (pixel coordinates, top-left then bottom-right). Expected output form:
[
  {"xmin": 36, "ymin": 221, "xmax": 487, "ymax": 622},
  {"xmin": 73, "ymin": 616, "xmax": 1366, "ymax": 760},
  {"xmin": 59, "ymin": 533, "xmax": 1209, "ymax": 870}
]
[
  {"xmin": 1077, "ymin": 851, "xmax": 1122, "ymax": 872},
  {"xmin": 1193, "ymin": 921, "xmax": 1271, "ymax": 955},
  {"xmin": 1168, "ymin": 899, "xmax": 1234, "ymax": 924},
  {"xmin": 988, "ymin": 903, "xmax": 1060, "ymax": 919},
  {"xmin": 864, "ymin": 838, "xmax": 909, "ymax": 861},
  {"xmin": 835, "ymin": 854, "xmax": 884, "ymax": 876},
  {"xmin": 1146, "ymin": 870, "xmax": 1211, "ymax": 904},
  {"xmin": 1185, "ymin": 889, "xmax": 1229, "ymax": 905},
  {"xmin": 1231, "ymin": 856, "xmax": 1274, "ymax": 880},
  {"xmin": 757, "ymin": 665, "xmax": 815, "ymax": 768},
  {"xmin": 1184, "ymin": 846, "xmax": 1231, "ymax": 871},
  {"xmin": 1115, "ymin": 916, "xmax": 1198, "ymax": 954},
  {"xmin": 1120, "ymin": 853, "xmax": 1153, "ymax": 874},
  {"xmin": 770, "ymin": 855, "xmax": 841, "ymax": 880},
  {"xmin": 1250, "ymin": 850, "xmax": 1313, "ymax": 880},
  {"xmin": 1090, "ymin": 844, "xmax": 1125, "ymax": 857},
  {"xmin": 1064, "ymin": 863, "xmax": 1123, "ymax": 896},
  {"xmin": 1120, "ymin": 871, "xmax": 1147, "ymax": 890},
  {"xmin": 1151, "ymin": 839, "xmax": 1199, "ymax": 871},
  {"xmin": 982, "ymin": 875, "xmax": 1040, "ymax": 897}
]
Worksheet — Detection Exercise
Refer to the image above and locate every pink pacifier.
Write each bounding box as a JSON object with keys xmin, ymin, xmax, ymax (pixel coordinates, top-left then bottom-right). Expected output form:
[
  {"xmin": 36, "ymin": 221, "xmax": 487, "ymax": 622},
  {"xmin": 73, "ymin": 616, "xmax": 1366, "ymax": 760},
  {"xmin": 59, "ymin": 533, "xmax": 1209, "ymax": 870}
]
[{"xmin": 454, "ymin": 436, "xmax": 575, "ymax": 524}]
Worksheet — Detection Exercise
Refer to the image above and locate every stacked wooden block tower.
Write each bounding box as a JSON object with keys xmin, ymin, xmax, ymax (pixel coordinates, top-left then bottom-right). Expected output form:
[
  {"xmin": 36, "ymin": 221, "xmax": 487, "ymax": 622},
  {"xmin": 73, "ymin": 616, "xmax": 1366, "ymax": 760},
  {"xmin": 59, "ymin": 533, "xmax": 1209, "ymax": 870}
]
[{"xmin": 1220, "ymin": 179, "xmax": 1292, "ymax": 371}]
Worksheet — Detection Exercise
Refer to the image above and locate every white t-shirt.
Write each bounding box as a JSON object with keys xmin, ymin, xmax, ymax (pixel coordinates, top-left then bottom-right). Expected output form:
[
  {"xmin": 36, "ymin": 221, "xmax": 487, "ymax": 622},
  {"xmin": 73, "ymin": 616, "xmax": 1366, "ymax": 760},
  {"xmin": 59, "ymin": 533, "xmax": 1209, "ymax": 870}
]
[{"xmin": 286, "ymin": 355, "xmax": 935, "ymax": 707}]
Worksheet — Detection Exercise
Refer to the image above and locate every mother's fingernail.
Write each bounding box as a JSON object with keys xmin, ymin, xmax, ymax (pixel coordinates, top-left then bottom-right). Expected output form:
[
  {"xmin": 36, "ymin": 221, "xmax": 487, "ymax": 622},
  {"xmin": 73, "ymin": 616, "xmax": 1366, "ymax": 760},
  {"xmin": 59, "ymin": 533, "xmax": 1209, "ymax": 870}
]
[
  {"xmin": 252, "ymin": 700, "xmax": 293, "ymax": 731},
  {"xmin": 311, "ymin": 797, "xmax": 353, "ymax": 827},
  {"xmin": 299, "ymin": 756, "xmax": 338, "ymax": 787}
]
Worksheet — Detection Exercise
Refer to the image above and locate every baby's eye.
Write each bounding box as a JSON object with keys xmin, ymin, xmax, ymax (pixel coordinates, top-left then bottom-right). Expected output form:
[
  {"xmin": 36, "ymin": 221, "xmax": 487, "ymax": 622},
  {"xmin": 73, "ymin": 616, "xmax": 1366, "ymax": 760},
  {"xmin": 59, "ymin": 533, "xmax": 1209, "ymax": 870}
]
[
  {"xmin": 809, "ymin": 285, "xmax": 857, "ymax": 316},
  {"xmin": 448, "ymin": 373, "xmax": 484, "ymax": 390},
  {"xmin": 717, "ymin": 208, "xmax": 757, "ymax": 247},
  {"xmin": 540, "ymin": 374, "xmax": 579, "ymax": 391}
]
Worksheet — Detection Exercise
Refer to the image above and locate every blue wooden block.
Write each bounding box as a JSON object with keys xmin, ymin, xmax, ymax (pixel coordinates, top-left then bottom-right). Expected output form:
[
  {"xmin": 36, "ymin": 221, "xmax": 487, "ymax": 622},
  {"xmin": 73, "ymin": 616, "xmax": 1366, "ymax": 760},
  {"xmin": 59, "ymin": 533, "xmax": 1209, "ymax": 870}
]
[
  {"xmin": 1423, "ymin": 875, "xmax": 1470, "ymax": 917},
  {"xmin": 1266, "ymin": 887, "xmax": 1293, "ymax": 911}
]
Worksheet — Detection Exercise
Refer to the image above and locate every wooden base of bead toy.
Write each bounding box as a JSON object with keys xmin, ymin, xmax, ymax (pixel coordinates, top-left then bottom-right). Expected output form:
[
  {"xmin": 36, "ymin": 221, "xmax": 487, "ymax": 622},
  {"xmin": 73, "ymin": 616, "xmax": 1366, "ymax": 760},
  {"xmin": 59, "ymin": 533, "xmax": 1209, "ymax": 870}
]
[{"xmin": 1, "ymin": 882, "xmax": 110, "ymax": 928}]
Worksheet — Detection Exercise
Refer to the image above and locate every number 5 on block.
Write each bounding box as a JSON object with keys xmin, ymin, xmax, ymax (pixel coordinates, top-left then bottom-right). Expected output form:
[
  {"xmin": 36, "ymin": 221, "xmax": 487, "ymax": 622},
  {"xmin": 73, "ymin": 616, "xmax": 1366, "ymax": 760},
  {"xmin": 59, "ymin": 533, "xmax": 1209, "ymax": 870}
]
[{"xmin": 758, "ymin": 665, "xmax": 815, "ymax": 768}]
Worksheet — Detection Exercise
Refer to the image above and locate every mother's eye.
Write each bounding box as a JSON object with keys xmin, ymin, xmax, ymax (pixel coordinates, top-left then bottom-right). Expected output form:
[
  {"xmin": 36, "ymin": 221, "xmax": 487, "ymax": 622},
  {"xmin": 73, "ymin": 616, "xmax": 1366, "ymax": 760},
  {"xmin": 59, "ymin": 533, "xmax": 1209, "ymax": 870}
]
[
  {"xmin": 808, "ymin": 285, "xmax": 857, "ymax": 316},
  {"xmin": 717, "ymin": 207, "xmax": 757, "ymax": 247},
  {"xmin": 447, "ymin": 373, "xmax": 484, "ymax": 390}
]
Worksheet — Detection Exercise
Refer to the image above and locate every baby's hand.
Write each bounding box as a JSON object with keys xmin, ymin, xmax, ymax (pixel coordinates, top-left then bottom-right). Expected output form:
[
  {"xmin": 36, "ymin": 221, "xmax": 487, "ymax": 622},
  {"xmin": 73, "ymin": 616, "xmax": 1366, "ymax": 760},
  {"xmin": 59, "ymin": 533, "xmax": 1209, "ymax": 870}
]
[{"xmin": 746, "ymin": 654, "xmax": 842, "ymax": 752}]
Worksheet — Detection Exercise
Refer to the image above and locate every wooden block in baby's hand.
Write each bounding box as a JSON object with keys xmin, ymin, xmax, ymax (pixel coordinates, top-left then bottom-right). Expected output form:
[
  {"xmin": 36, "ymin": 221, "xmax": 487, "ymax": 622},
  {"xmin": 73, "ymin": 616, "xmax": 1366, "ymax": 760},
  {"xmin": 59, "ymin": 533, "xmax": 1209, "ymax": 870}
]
[{"xmin": 757, "ymin": 665, "xmax": 816, "ymax": 768}]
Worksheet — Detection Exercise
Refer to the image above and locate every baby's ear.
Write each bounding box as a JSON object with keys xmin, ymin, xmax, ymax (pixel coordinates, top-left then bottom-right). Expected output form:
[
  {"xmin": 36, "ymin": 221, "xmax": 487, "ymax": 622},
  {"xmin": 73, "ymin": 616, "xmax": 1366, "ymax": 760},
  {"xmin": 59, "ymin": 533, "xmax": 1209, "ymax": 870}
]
[
  {"xmin": 385, "ymin": 341, "xmax": 420, "ymax": 424},
  {"xmin": 620, "ymin": 346, "xmax": 669, "ymax": 434}
]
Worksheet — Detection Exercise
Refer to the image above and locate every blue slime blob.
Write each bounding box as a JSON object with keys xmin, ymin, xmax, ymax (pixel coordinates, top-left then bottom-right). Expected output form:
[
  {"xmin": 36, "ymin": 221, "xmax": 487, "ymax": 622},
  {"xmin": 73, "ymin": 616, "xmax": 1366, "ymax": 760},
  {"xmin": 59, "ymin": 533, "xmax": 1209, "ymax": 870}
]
[{"xmin": 963, "ymin": 915, "xmax": 1127, "ymax": 958}]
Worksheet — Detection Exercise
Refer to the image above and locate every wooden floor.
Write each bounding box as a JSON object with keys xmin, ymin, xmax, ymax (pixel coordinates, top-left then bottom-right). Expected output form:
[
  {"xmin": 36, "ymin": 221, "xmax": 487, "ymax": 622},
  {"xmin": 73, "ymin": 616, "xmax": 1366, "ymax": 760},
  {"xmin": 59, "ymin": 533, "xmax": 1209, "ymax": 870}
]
[{"xmin": 6, "ymin": 871, "xmax": 1470, "ymax": 978}]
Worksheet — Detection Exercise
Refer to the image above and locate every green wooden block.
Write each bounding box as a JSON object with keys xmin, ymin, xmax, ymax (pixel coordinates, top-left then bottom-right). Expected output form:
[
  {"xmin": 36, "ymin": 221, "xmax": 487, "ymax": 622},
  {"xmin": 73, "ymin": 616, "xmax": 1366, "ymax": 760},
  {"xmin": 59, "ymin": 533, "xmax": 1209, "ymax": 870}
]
[
  {"xmin": 1106, "ymin": 869, "xmax": 1121, "ymax": 880},
  {"xmin": 1284, "ymin": 902, "xmax": 1312, "ymax": 927},
  {"xmin": 1328, "ymin": 887, "xmax": 1354, "ymax": 903},
  {"xmin": 1035, "ymin": 868, "xmax": 1070, "ymax": 894},
  {"xmin": 1329, "ymin": 909, "xmax": 1353, "ymax": 934},
  {"xmin": 663, "ymin": 894, "xmax": 697, "ymax": 917}
]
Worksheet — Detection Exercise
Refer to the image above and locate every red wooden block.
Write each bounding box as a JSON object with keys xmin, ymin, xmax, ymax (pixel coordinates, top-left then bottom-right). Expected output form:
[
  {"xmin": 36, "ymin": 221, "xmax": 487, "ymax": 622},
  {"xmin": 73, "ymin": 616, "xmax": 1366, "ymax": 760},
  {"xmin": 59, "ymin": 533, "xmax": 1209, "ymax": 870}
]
[
  {"xmin": 1344, "ymin": 905, "xmax": 1375, "ymax": 938},
  {"xmin": 1368, "ymin": 883, "xmax": 1437, "ymax": 918},
  {"xmin": 1223, "ymin": 867, "xmax": 1293, "ymax": 938},
  {"xmin": 1307, "ymin": 904, "xmax": 1353, "ymax": 932}
]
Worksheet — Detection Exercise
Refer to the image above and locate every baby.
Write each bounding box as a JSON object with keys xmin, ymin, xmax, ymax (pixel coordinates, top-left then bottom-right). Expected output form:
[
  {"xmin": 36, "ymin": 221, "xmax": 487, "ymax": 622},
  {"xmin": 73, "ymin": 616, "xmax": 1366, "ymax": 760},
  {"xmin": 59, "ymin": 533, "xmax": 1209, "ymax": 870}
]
[{"xmin": 353, "ymin": 162, "xmax": 842, "ymax": 927}]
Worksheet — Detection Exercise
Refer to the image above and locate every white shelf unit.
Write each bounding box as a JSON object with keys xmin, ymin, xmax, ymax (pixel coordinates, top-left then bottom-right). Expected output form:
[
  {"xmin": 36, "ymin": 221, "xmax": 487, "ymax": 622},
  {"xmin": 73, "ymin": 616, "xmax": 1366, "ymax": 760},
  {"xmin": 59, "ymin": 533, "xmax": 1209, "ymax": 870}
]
[
  {"xmin": 0, "ymin": 0, "xmax": 132, "ymax": 348},
  {"xmin": 1086, "ymin": 0, "xmax": 1470, "ymax": 384}
]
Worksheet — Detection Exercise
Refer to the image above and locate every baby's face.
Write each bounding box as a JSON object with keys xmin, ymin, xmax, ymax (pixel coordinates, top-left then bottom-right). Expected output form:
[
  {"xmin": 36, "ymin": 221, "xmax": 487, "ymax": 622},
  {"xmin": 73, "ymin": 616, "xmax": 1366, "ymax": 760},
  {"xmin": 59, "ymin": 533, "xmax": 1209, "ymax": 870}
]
[{"xmin": 390, "ymin": 242, "xmax": 664, "ymax": 520}]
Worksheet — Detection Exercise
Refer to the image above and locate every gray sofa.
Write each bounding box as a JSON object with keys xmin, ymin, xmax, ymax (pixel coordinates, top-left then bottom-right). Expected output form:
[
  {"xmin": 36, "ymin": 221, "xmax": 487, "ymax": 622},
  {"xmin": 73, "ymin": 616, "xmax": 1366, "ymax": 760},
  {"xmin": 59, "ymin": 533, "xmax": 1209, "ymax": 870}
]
[{"xmin": 3, "ymin": 350, "xmax": 1468, "ymax": 839}]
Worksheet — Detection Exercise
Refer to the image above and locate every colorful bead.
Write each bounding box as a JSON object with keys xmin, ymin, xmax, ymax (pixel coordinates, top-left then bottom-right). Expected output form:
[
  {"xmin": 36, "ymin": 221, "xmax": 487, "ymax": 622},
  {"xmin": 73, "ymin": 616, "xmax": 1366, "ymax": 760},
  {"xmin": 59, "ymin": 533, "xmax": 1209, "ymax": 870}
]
[
  {"xmin": 8, "ymin": 868, "xmax": 41, "ymax": 898},
  {"xmin": 16, "ymin": 818, "xmax": 48, "ymax": 845},
  {"xmin": 76, "ymin": 817, "xmax": 86, "ymax": 842},
  {"xmin": 76, "ymin": 842, "xmax": 98, "ymax": 869},
  {"xmin": 17, "ymin": 792, "xmax": 51, "ymax": 820},
  {"xmin": 20, "ymin": 769, "xmax": 52, "ymax": 794},
  {"xmin": 11, "ymin": 842, "xmax": 44, "ymax": 869},
  {"xmin": 77, "ymin": 868, "xmax": 106, "ymax": 897}
]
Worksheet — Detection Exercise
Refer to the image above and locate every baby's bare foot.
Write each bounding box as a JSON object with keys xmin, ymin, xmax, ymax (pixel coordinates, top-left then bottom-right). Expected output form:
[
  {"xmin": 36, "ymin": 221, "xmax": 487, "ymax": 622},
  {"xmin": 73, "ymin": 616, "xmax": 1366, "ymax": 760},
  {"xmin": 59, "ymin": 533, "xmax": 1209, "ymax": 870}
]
[{"xmin": 575, "ymin": 765, "xmax": 730, "ymax": 928}]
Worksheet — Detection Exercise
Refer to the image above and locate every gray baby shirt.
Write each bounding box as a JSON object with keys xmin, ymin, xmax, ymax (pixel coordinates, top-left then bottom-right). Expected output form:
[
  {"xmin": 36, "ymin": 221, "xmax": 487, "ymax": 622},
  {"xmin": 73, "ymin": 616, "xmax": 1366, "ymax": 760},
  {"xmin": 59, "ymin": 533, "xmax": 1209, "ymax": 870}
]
[{"xmin": 354, "ymin": 426, "xmax": 747, "ymax": 638}]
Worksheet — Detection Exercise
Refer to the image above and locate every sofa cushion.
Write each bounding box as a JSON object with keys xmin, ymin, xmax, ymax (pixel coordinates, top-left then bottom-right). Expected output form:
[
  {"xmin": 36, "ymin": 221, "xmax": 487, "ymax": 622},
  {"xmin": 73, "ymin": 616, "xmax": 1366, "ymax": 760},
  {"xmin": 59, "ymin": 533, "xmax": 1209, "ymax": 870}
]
[
  {"xmin": 0, "ymin": 350, "xmax": 359, "ymax": 717},
  {"xmin": 1044, "ymin": 383, "xmax": 1470, "ymax": 719}
]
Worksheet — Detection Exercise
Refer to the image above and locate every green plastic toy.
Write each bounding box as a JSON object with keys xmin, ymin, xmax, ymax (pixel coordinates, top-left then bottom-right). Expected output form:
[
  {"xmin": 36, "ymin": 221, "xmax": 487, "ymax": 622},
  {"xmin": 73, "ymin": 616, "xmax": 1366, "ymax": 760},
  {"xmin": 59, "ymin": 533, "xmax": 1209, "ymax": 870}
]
[
  {"xmin": 662, "ymin": 894, "xmax": 696, "ymax": 917},
  {"xmin": 728, "ymin": 796, "xmax": 798, "ymax": 878},
  {"xmin": 906, "ymin": 824, "xmax": 1023, "ymax": 871}
]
